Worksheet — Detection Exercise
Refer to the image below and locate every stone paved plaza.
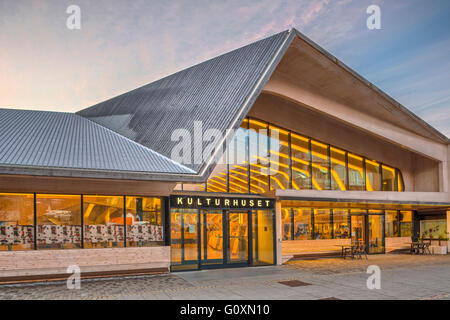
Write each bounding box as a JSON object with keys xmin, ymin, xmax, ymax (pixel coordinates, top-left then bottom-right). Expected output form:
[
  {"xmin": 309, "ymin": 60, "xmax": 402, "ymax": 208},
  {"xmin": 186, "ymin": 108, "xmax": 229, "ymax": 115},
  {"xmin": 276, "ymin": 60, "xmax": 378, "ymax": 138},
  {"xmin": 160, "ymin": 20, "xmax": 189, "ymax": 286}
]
[{"xmin": 1, "ymin": 254, "xmax": 450, "ymax": 300}]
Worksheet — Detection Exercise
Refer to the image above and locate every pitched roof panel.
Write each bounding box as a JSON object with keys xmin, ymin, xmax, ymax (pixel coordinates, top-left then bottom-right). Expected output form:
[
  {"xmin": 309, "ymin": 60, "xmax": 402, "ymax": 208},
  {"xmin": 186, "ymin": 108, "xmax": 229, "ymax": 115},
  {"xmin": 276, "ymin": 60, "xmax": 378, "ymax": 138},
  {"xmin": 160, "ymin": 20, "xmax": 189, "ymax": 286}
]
[
  {"xmin": 77, "ymin": 31, "xmax": 290, "ymax": 172},
  {"xmin": 0, "ymin": 108, "xmax": 195, "ymax": 175}
]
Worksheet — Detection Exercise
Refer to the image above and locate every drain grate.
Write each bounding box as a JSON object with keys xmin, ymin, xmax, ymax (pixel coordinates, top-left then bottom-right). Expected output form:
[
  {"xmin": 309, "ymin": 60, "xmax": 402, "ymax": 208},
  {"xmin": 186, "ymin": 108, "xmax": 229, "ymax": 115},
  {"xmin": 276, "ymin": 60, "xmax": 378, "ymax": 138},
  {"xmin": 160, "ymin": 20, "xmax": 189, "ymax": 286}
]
[
  {"xmin": 278, "ymin": 280, "xmax": 311, "ymax": 287},
  {"xmin": 317, "ymin": 297, "xmax": 341, "ymax": 300}
]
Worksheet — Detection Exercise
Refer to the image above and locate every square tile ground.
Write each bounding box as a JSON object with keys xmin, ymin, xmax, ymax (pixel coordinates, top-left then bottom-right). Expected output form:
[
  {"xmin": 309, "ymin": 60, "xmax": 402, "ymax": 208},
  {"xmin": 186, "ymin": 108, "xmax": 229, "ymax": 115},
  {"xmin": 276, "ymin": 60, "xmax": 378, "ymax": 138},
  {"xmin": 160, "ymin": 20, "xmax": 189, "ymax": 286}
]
[{"xmin": 1, "ymin": 254, "xmax": 449, "ymax": 300}]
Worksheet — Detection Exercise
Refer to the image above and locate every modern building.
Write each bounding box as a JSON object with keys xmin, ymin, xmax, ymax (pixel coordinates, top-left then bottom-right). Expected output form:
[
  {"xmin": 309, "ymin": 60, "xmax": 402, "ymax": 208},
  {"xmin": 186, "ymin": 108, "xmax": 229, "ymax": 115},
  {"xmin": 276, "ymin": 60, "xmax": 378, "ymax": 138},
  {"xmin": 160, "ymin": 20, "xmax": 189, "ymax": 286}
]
[{"xmin": 0, "ymin": 29, "xmax": 449, "ymax": 278}]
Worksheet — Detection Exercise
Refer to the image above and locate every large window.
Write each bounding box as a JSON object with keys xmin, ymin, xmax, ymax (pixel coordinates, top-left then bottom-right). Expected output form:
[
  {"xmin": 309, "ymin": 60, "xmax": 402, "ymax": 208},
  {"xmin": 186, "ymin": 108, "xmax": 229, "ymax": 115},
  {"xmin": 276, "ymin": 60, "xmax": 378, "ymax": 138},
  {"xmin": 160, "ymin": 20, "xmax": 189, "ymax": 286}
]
[
  {"xmin": 269, "ymin": 125, "xmax": 290, "ymax": 190},
  {"xmin": 281, "ymin": 208, "xmax": 292, "ymax": 240},
  {"xmin": 385, "ymin": 210, "xmax": 400, "ymax": 237},
  {"xmin": 311, "ymin": 141, "xmax": 330, "ymax": 190},
  {"xmin": 83, "ymin": 195, "xmax": 124, "ymax": 248},
  {"xmin": 249, "ymin": 119, "xmax": 269, "ymax": 194},
  {"xmin": 420, "ymin": 219, "xmax": 447, "ymax": 239},
  {"xmin": 126, "ymin": 197, "xmax": 163, "ymax": 247},
  {"xmin": 382, "ymin": 165, "xmax": 396, "ymax": 191},
  {"xmin": 0, "ymin": 193, "xmax": 34, "ymax": 251},
  {"xmin": 291, "ymin": 133, "xmax": 310, "ymax": 189},
  {"xmin": 365, "ymin": 160, "xmax": 381, "ymax": 191},
  {"xmin": 253, "ymin": 210, "xmax": 274, "ymax": 265},
  {"xmin": 181, "ymin": 117, "xmax": 405, "ymax": 194},
  {"xmin": 400, "ymin": 211, "xmax": 413, "ymax": 237},
  {"xmin": 36, "ymin": 194, "xmax": 81, "ymax": 250},
  {"xmin": 348, "ymin": 153, "xmax": 365, "ymax": 190},
  {"xmin": 226, "ymin": 120, "xmax": 249, "ymax": 193},
  {"xmin": 281, "ymin": 201, "xmax": 412, "ymax": 242},
  {"xmin": 313, "ymin": 209, "xmax": 332, "ymax": 239},
  {"xmin": 293, "ymin": 208, "xmax": 311, "ymax": 240},
  {"xmin": 333, "ymin": 209, "xmax": 349, "ymax": 239},
  {"xmin": 330, "ymin": 148, "xmax": 347, "ymax": 190}
]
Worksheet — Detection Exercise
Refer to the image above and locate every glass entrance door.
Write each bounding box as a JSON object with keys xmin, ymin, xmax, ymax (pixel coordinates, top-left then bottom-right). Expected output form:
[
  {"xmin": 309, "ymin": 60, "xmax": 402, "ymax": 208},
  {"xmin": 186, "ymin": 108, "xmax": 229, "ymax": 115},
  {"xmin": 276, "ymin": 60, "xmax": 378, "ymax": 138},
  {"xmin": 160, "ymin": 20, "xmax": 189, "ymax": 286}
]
[
  {"xmin": 350, "ymin": 212, "xmax": 385, "ymax": 254},
  {"xmin": 351, "ymin": 215, "xmax": 365, "ymax": 247},
  {"xmin": 227, "ymin": 211, "xmax": 249, "ymax": 264},
  {"xmin": 171, "ymin": 208, "xmax": 275, "ymax": 270},
  {"xmin": 368, "ymin": 213, "xmax": 384, "ymax": 254},
  {"xmin": 201, "ymin": 210, "xmax": 224, "ymax": 265}
]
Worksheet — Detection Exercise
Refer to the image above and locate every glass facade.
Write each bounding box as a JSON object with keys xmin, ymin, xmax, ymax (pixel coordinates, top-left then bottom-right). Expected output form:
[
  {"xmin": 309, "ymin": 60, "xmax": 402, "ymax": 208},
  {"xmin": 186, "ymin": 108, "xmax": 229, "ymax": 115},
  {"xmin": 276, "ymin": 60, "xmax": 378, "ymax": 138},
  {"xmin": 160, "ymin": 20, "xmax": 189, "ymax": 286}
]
[
  {"xmin": 385, "ymin": 210, "xmax": 400, "ymax": 237},
  {"xmin": 179, "ymin": 117, "xmax": 405, "ymax": 194},
  {"xmin": 126, "ymin": 197, "xmax": 163, "ymax": 247},
  {"xmin": 420, "ymin": 219, "xmax": 447, "ymax": 239},
  {"xmin": 36, "ymin": 194, "xmax": 81, "ymax": 250},
  {"xmin": 0, "ymin": 193, "xmax": 164, "ymax": 251},
  {"xmin": 281, "ymin": 201, "xmax": 414, "ymax": 254},
  {"xmin": 313, "ymin": 209, "xmax": 332, "ymax": 239},
  {"xmin": 0, "ymin": 193, "xmax": 34, "ymax": 251},
  {"xmin": 170, "ymin": 208, "xmax": 275, "ymax": 270}
]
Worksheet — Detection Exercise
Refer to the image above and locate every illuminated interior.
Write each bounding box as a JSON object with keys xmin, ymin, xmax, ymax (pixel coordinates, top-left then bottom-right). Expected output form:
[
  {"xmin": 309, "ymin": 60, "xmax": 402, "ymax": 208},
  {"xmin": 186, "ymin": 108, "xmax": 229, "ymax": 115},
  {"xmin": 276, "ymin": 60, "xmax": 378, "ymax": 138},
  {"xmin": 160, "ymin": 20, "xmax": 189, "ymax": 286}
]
[
  {"xmin": 178, "ymin": 116, "xmax": 405, "ymax": 194},
  {"xmin": 281, "ymin": 200, "xmax": 414, "ymax": 254},
  {"xmin": 0, "ymin": 193, "xmax": 163, "ymax": 251},
  {"xmin": 170, "ymin": 208, "xmax": 275, "ymax": 270}
]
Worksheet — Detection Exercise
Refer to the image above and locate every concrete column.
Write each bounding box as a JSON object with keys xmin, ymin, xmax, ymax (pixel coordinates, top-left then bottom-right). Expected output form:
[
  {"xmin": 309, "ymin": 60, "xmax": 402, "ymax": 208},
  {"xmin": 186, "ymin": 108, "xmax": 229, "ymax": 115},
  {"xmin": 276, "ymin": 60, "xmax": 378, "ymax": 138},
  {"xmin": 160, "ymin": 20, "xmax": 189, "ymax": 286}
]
[{"xmin": 275, "ymin": 201, "xmax": 282, "ymax": 265}]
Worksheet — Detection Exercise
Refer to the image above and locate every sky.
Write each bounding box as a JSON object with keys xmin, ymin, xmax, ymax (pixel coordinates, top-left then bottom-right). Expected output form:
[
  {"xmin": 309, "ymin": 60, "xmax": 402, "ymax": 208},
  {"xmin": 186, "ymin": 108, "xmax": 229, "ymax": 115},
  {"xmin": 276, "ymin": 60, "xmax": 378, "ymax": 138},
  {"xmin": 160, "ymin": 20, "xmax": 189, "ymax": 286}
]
[{"xmin": 0, "ymin": 0, "xmax": 449, "ymax": 137}]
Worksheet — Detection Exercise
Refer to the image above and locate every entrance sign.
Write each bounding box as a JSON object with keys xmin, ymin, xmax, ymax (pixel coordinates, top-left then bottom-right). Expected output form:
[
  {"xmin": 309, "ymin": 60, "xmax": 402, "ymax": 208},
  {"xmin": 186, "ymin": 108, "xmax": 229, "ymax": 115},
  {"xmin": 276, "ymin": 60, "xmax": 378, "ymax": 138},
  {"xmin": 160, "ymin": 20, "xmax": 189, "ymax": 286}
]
[{"xmin": 170, "ymin": 195, "xmax": 275, "ymax": 209}]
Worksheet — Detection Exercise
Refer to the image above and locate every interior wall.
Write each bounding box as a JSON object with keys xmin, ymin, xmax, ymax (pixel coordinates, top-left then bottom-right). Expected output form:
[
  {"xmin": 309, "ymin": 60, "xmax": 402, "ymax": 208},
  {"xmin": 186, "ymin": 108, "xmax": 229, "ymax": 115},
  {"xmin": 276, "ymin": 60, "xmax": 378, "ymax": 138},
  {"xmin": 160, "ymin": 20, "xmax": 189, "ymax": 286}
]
[{"xmin": 248, "ymin": 93, "xmax": 440, "ymax": 192}]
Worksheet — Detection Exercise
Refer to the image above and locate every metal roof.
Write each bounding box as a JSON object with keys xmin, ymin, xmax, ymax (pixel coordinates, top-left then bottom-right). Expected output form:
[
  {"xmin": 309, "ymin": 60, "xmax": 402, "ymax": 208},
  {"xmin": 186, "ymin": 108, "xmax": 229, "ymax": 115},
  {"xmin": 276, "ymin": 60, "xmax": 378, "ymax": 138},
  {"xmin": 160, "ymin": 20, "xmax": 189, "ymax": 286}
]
[
  {"xmin": 0, "ymin": 109, "xmax": 195, "ymax": 178},
  {"xmin": 77, "ymin": 31, "xmax": 291, "ymax": 173}
]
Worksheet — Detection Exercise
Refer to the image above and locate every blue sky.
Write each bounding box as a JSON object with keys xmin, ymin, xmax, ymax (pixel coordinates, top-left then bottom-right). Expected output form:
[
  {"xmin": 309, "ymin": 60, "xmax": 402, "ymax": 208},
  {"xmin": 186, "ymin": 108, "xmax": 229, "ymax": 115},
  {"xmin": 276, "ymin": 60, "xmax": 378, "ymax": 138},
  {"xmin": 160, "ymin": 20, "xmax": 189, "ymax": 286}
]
[{"xmin": 0, "ymin": 0, "xmax": 449, "ymax": 137}]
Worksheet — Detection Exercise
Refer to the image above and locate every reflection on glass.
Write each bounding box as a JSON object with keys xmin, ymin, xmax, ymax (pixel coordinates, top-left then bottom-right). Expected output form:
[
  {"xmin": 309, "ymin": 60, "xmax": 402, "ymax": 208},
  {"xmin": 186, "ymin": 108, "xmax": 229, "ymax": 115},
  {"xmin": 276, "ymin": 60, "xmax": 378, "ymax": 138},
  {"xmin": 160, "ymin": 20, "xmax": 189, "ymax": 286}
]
[
  {"xmin": 382, "ymin": 165, "xmax": 395, "ymax": 191},
  {"xmin": 397, "ymin": 172, "xmax": 404, "ymax": 192},
  {"xmin": 249, "ymin": 119, "xmax": 269, "ymax": 194},
  {"xmin": 0, "ymin": 193, "xmax": 34, "ymax": 251},
  {"xmin": 227, "ymin": 120, "xmax": 249, "ymax": 193},
  {"xmin": 281, "ymin": 208, "xmax": 292, "ymax": 240},
  {"xmin": 36, "ymin": 194, "xmax": 81, "ymax": 250},
  {"xmin": 170, "ymin": 208, "xmax": 199, "ymax": 270},
  {"xmin": 330, "ymin": 148, "xmax": 347, "ymax": 190},
  {"xmin": 293, "ymin": 208, "xmax": 311, "ymax": 240},
  {"xmin": 125, "ymin": 197, "xmax": 163, "ymax": 247},
  {"xmin": 311, "ymin": 141, "xmax": 330, "ymax": 190},
  {"xmin": 183, "ymin": 212, "xmax": 198, "ymax": 261},
  {"xmin": 400, "ymin": 211, "xmax": 412, "ymax": 237},
  {"xmin": 385, "ymin": 210, "xmax": 399, "ymax": 237},
  {"xmin": 253, "ymin": 210, "xmax": 274, "ymax": 265},
  {"xmin": 269, "ymin": 125, "xmax": 290, "ymax": 190},
  {"xmin": 420, "ymin": 219, "xmax": 446, "ymax": 239},
  {"xmin": 348, "ymin": 153, "xmax": 364, "ymax": 190},
  {"xmin": 313, "ymin": 209, "xmax": 332, "ymax": 239},
  {"xmin": 332, "ymin": 209, "xmax": 349, "ymax": 238},
  {"xmin": 365, "ymin": 160, "xmax": 381, "ymax": 191},
  {"xmin": 206, "ymin": 153, "xmax": 228, "ymax": 192},
  {"xmin": 351, "ymin": 213, "xmax": 365, "ymax": 246},
  {"xmin": 202, "ymin": 210, "xmax": 223, "ymax": 264},
  {"xmin": 368, "ymin": 212, "xmax": 384, "ymax": 253},
  {"xmin": 291, "ymin": 133, "xmax": 311, "ymax": 189},
  {"xmin": 194, "ymin": 116, "xmax": 405, "ymax": 194},
  {"xmin": 228, "ymin": 212, "xmax": 248, "ymax": 263},
  {"xmin": 83, "ymin": 195, "xmax": 124, "ymax": 248}
]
